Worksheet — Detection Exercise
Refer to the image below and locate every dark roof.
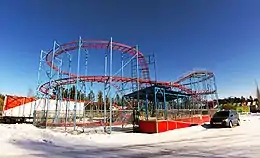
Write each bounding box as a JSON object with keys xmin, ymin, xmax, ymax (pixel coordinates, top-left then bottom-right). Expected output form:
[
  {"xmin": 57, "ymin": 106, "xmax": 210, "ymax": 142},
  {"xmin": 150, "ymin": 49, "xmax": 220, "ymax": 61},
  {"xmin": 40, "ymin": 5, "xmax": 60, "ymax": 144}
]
[{"xmin": 123, "ymin": 85, "xmax": 190, "ymax": 102}]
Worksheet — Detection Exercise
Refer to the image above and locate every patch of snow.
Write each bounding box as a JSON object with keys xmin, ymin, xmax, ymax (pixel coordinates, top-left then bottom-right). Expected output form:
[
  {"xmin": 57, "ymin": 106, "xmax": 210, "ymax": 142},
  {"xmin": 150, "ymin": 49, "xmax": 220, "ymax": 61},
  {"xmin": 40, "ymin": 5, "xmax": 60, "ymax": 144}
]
[{"xmin": 0, "ymin": 114, "xmax": 260, "ymax": 157}]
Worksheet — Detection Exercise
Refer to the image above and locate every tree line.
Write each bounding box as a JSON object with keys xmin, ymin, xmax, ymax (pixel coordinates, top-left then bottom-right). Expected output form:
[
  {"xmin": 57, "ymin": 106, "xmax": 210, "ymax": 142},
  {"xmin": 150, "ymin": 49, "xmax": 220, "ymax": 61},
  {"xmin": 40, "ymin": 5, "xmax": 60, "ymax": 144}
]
[
  {"xmin": 218, "ymin": 96, "xmax": 258, "ymax": 105},
  {"xmin": 53, "ymin": 85, "xmax": 123, "ymax": 107},
  {"xmin": 218, "ymin": 96, "xmax": 259, "ymax": 111},
  {"xmin": 0, "ymin": 88, "xmax": 259, "ymax": 113}
]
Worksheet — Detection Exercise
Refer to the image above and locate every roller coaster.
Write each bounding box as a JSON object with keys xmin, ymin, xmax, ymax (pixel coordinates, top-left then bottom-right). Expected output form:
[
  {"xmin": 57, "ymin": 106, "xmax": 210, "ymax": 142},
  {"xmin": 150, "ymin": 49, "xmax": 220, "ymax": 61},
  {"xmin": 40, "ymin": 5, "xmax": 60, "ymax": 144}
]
[
  {"xmin": 32, "ymin": 37, "xmax": 219, "ymax": 133},
  {"xmin": 39, "ymin": 39, "xmax": 216, "ymax": 95}
]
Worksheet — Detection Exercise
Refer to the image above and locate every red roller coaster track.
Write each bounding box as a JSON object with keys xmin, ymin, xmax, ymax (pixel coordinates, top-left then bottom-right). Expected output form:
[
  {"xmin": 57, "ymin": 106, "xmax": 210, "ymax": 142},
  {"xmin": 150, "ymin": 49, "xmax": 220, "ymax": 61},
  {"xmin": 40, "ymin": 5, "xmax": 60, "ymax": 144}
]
[
  {"xmin": 40, "ymin": 40, "xmax": 216, "ymax": 96},
  {"xmin": 46, "ymin": 40, "xmax": 150, "ymax": 80},
  {"xmin": 39, "ymin": 75, "xmax": 216, "ymax": 95}
]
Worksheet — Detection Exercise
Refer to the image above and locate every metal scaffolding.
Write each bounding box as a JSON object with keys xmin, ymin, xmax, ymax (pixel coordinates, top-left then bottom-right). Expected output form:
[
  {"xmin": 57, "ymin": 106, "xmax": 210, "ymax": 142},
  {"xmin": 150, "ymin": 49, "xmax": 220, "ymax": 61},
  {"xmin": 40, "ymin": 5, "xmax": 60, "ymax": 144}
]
[
  {"xmin": 34, "ymin": 37, "xmax": 146, "ymax": 134},
  {"xmin": 33, "ymin": 37, "xmax": 219, "ymax": 134}
]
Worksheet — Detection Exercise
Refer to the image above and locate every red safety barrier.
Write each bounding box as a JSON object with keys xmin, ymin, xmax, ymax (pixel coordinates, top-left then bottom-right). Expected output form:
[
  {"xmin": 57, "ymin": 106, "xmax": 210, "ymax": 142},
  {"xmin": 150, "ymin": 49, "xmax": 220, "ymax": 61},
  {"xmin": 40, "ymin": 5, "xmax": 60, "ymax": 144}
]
[
  {"xmin": 157, "ymin": 120, "xmax": 168, "ymax": 133},
  {"xmin": 168, "ymin": 121, "xmax": 177, "ymax": 130},
  {"xmin": 176, "ymin": 121, "xmax": 191, "ymax": 128},
  {"xmin": 139, "ymin": 120, "xmax": 157, "ymax": 133},
  {"xmin": 139, "ymin": 115, "xmax": 211, "ymax": 133},
  {"xmin": 202, "ymin": 115, "xmax": 210, "ymax": 122}
]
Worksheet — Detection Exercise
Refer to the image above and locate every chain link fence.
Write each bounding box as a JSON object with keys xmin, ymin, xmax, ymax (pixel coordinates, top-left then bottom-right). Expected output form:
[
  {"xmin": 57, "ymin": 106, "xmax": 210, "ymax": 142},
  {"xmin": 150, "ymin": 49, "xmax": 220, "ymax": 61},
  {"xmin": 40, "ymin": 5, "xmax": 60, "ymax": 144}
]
[
  {"xmin": 139, "ymin": 109, "xmax": 217, "ymax": 121},
  {"xmin": 34, "ymin": 107, "xmax": 217, "ymax": 133},
  {"xmin": 34, "ymin": 109, "xmax": 134, "ymax": 133}
]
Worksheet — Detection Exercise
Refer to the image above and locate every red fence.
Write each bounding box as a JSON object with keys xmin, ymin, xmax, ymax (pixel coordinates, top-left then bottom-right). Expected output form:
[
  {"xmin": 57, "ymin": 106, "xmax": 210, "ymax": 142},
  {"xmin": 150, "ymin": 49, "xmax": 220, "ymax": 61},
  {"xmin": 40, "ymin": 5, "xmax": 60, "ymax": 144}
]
[{"xmin": 139, "ymin": 115, "xmax": 210, "ymax": 133}]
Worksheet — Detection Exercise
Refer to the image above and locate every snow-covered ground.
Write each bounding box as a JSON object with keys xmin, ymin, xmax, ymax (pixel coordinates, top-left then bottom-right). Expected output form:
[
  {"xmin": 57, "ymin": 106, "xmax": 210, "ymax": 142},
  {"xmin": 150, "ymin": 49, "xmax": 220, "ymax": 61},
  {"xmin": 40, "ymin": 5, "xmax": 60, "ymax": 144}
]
[{"xmin": 1, "ymin": 114, "xmax": 260, "ymax": 158}]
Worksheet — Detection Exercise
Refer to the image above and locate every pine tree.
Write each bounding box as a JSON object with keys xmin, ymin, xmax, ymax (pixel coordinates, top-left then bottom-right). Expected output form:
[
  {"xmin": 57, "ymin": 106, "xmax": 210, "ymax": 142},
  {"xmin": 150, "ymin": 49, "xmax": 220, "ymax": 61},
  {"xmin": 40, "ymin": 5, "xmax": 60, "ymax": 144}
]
[
  {"xmin": 97, "ymin": 90, "xmax": 103, "ymax": 111},
  {"xmin": 88, "ymin": 90, "xmax": 95, "ymax": 101},
  {"xmin": 97, "ymin": 90, "xmax": 102, "ymax": 103},
  {"xmin": 0, "ymin": 97, "xmax": 3, "ymax": 112},
  {"xmin": 105, "ymin": 96, "xmax": 110, "ymax": 110},
  {"xmin": 115, "ymin": 94, "xmax": 121, "ymax": 106},
  {"xmin": 70, "ymin": 86, "xmax": 76, "ymax": 100}
]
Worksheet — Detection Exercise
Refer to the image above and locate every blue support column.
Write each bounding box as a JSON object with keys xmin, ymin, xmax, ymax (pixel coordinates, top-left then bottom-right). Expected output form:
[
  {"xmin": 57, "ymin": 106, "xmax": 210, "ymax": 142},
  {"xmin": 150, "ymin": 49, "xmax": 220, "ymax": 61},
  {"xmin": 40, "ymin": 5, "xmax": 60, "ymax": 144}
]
[
  {"xmin": 46, "ymin": 41, "xmax": 59, "ymax": 128},
  {"xmin": 33, "ymin": 50, "xmax": 45, "ymax": 125},
  {"xmin": 73, "ymin": 36, "xmax": 82, "ymax": 131},
  {"xmin": 163, "ymin": 89, "xmax": 167, "ymax": 120},
  {"xmin": 109, "ymin": 37, "xmax": 113, "ymax": 134},
  {"xmin": 154, "ymin": 87, "xmax": 158, "ymax": 117},
  {"xmin": 122, "ymin": 96, "xmax": 126, "ymax": 125},
  {"xmin": 154, "ymin": 87, "xmax": 158, "ymax": 133},
  {"xmin": 65, "ymin": 54, "xmax": 72, "ymax": 131},
  {"xmin": 213, "ymin": 75, "xmax": 219, "ymax": 108},
  {"xmin": 145, "ymin": 89, "xmax": 149, "ymax": 120}
]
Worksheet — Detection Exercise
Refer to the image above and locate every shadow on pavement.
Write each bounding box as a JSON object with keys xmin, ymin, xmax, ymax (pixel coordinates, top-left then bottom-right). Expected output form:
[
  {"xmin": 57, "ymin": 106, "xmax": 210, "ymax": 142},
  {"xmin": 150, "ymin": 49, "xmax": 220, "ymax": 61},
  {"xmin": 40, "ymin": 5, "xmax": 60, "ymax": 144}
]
[
  {"xmin": 10, "ymin": 139, "xmax": 233, "ymax": 158},
  {"xmin": 201, "ymin": 123, "xmax": 226, "ymax": 129}
]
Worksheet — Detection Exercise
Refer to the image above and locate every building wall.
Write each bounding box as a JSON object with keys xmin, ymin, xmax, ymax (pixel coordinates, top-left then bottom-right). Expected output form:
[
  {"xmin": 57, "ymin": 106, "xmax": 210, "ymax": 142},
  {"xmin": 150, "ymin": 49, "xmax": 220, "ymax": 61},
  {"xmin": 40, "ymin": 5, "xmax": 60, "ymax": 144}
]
[{"xmin": 3, "ymin": 95, "xmax": 84, "ymax": 117}]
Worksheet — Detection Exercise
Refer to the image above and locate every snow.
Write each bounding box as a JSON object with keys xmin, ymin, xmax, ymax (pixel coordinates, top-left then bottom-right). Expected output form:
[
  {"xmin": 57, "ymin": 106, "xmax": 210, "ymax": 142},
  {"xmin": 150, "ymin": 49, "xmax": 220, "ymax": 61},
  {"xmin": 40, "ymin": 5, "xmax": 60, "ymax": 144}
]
[{"xmin": 1, "ymin": 114, "xmax": 260, "ymax": 157}]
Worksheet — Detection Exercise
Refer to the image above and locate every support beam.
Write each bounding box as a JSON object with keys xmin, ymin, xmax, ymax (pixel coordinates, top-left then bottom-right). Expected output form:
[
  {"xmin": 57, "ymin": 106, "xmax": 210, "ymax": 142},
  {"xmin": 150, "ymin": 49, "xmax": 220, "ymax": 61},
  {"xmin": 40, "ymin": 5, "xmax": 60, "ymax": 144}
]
[
  {"xmin": 145, "ymin": 89, "xmax": 149, "ymax": 120},
  {"xmin": 73, "ymin": 37, "xmax": 82, "ymax": 131},
  {"xmin": 163, "ymin": 89, "xmax": 167, "ymax": 120},
  {"xmin": 109, "ymin": 37, "xmax": 113, "ymax": 134}
]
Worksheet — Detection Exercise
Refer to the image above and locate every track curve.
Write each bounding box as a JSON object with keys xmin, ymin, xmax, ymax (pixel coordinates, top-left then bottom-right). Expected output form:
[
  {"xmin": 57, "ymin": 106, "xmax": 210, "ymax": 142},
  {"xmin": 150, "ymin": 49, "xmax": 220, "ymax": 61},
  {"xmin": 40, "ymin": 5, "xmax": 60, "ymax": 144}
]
[
  {"xmin": 46, "ymin": 40, "xmax": 150, "ymax": 80},
  {"xmin": 40, "ymin": 39, "xmax": 217, "ymax": 98},
  {"xmin": 39, "ymin": 76, "xmax": 216, "ymax": 96},
  {"xmin": 175, "ymin": 71, "xmax": 214, "ymax": 84}
]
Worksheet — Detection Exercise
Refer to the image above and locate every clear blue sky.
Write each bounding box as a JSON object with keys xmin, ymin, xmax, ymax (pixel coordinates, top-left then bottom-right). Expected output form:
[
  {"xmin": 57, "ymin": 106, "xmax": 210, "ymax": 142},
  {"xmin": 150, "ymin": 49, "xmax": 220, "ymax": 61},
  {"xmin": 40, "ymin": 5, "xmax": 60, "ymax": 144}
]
[{"xmin": 0, "ymin": 0, "xmax": 260, "ymax": 98}]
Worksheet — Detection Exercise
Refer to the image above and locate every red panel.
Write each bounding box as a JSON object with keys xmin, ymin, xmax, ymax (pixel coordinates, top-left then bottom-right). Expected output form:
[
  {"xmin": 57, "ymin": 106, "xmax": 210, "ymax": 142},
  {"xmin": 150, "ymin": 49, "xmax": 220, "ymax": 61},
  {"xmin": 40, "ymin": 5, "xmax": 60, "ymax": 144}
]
[
  {"xmin": 191, "ymin": 117, "xmax": 200, "ymax": 124},
  {"xmin": 182, "ymin": 118, "xmax": 191, "ymax": 122},
  {"xmin": 157, "ymin": 121, "xmax": 168, "ymax": 133},
  {"xmin": 176, "ymin": 122, "xmax": 191, "ymax": 128},
  {"xmin": 4, "ymin": 95, "xmax": 35, "ymax": 110},
  {"xmin": 139, "ymin": 120, "xmax": 157, "ymax": 133},
  {"xmin": 168, "ymin": 121, "xmax": 177, "ymax": 130},
  {"xmin": 175, "ymin": 115, "xmax": 210, "ymax": 125},
  {"xmin": 202, "ymin": 116, "xmax": 210, "ymax": 122}
]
